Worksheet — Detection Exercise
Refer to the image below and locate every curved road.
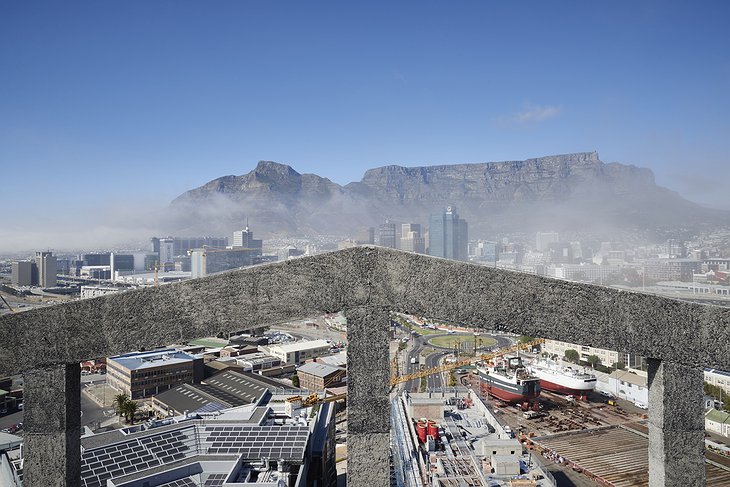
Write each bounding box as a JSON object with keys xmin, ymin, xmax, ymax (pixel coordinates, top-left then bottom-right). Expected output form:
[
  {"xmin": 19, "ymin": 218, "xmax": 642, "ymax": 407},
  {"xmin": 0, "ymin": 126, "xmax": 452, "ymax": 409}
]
[{"xmin": 401, "ymin": 331, "xmax": 515, "ymax": 393}]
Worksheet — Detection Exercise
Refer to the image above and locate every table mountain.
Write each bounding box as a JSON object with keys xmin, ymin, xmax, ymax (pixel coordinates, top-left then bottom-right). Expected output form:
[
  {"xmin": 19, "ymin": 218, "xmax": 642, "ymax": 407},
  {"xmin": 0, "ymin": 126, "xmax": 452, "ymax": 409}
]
[{"xmin": 168, "ymin": 152, "xmax": 727, "ymax": 239}]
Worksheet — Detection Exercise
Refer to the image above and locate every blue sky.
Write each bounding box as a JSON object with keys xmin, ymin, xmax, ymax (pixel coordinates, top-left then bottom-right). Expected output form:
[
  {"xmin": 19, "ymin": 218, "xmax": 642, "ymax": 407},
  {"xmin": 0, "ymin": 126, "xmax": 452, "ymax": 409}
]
[{"xmin": 1, "ymin": 1, "xmax": 729, "ymax": 250}]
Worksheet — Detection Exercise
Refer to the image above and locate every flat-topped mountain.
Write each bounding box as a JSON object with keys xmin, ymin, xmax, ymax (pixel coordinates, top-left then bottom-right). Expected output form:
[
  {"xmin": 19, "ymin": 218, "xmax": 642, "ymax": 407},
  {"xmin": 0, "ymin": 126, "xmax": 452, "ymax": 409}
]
[{"xmin": 169, "ymin": 152, "xmax": 727, "ymax": 239}]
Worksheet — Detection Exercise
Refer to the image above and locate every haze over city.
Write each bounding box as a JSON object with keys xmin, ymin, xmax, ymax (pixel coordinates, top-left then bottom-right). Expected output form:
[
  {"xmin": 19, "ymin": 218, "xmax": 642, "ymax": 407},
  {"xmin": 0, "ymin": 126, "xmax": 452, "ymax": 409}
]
[{"xmin": 2, "ymin": 1, "xmax": 730, "ymax": 252}]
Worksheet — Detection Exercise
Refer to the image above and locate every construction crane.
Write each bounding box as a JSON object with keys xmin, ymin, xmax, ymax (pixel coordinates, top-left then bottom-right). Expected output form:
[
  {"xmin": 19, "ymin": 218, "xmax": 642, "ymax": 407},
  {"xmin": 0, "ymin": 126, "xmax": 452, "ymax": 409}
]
[
  {"xmin": 286, "ymin": 392, "xmax": 348, "ymax": 408},
  {"xmin": 389, "ymin": 338, "xmax": 545, "ymax": 386},
  {"xmin": 152, "ymin": 261, "xmax": 176, "ymax": 287}
]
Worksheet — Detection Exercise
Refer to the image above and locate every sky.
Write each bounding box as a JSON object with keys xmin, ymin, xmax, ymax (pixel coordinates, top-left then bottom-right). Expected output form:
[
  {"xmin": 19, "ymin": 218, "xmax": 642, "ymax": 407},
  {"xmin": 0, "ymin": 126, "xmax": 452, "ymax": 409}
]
[{"xmin": 1, "ymin": 1, "xmax": 729, "ymax": 252}]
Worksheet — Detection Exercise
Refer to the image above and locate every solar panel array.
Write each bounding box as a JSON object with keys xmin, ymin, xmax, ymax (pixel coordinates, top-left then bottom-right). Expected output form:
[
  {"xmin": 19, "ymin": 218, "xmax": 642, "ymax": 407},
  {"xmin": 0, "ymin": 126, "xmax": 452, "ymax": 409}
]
[
  {"xmin": 203, "ymin": 473, "xmax": 228, "ymax": 486},
  {"xmin": 80, "ymin": 427, "xmax": 196, "ymax": 487},
  {"xmin": 204, "ymin": 425, "xmax": 309, "ymax": 460},
  {"xmin": 195, "ymin": 401, "xmax": 228, "ymax": 414}
]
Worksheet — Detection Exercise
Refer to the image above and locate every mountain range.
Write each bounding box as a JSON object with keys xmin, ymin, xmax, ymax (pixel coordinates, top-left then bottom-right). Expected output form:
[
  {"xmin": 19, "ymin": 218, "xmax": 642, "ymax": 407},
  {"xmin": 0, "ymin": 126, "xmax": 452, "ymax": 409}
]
[{"xmin": 168, "ymin": 152, "xmax": 728, "ymax": 241}]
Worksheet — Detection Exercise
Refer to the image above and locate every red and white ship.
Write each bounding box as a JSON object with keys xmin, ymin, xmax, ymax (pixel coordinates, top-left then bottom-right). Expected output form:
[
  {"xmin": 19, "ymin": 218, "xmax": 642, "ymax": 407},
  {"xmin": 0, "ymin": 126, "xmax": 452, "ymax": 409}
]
[
  {"xmin": 477, "ymin": 356, "xmax": 541, "ymax": 405},
  {"xmin": 528, "ymin": 359, "xmax": 597, "ymax": 399}
]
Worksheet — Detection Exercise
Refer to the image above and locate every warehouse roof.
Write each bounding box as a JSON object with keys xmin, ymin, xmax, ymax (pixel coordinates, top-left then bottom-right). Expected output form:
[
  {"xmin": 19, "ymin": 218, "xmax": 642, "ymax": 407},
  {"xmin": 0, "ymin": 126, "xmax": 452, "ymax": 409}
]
[{"xmin": 297, "ymin": 362, "xmax": 343, "ymax": 378}]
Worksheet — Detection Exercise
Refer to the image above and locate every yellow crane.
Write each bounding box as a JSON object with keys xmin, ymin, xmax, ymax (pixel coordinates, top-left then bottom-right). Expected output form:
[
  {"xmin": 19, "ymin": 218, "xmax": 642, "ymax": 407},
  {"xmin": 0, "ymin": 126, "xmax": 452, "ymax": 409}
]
[
  {"xmin": 286, "ymin": 392, "xmax": 348, "ymax": 408},
  {"xmin": 389, "ymin": 338, "xmax": 544, "ymax": 386}
]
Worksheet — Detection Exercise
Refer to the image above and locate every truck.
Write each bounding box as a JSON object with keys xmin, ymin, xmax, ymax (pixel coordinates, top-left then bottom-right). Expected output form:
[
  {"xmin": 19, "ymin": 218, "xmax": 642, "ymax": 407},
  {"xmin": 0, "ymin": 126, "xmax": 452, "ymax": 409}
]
[{"xmin": 410, "ymin": 357, "xmax": 417, "ymax": 365}]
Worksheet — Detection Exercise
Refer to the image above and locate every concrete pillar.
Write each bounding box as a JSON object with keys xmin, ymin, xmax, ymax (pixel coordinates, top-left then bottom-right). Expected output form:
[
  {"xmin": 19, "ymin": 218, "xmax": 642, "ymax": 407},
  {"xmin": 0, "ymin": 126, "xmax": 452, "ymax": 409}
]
[
  {"xmin": 647, "ymin": 358, "xmax": 705, "ymax": 487},
  {"xmin": 23, "ymin": 363, "xmax": 81, "ymax": 487},
  {"xmin": 345, "ymin": 307, "xmax": 390, "ymax": 487}
]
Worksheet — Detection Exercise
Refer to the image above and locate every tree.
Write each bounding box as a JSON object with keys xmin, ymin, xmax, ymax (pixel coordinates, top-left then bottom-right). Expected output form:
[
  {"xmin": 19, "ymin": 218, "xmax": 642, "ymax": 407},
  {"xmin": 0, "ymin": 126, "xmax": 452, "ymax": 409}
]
[
  {"xmin": 586, "ymin": 355, "xmax": 602, "ymax": 369},
  {"xmin": 121, "ymin": 400, "xmax": 138, "ymax": 424},
  {"xmin": 290, "ymin": 374, "xmax": 300, "ymax": 388},
  {"xmin": 114, "ymin": 393, "xmax": 130, "ymax": 417},
  {"xmin": 519, "ymin": 336, "xmax": 535, "ymax": 344},
  {"xmin": 564, "ymin": 349, "xmax": 580, "ymax": 363},
  {"xmin": 612, "ymin": 361, "xmax": 626, "ymax": 371}
]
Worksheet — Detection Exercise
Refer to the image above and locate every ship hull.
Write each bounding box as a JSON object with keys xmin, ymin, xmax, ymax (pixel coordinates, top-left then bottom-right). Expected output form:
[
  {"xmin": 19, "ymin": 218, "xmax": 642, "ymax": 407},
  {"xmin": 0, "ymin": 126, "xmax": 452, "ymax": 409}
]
[
  {"xmin": 538, "ymin": 378, "xmax": 594, "ymax": 396},
  {"xmin": 530, "ymin": 366, "xmax": 597, "ymax": 397},
  {"xmin": 479, "ymin": 372, "xmax": 540, "ymax": 404}
]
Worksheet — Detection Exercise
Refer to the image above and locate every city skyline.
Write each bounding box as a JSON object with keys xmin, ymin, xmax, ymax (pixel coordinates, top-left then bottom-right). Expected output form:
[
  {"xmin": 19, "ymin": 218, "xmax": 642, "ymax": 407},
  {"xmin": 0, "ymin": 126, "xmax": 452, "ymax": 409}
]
[{"xmin": 2, "ymin": 1, "xmax": 729, "ymax": 252}]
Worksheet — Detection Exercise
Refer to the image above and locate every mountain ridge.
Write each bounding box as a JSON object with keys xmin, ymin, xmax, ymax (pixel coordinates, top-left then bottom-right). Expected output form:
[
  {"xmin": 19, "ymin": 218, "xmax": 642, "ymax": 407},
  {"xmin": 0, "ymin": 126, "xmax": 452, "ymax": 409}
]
[{"xmin": 168, "ymin": 152, "xmax": 727, "ymax": 240}]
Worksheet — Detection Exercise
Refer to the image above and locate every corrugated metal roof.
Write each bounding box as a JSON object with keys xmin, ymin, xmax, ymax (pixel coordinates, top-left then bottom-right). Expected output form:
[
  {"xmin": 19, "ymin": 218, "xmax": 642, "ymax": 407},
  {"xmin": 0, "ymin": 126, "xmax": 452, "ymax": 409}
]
[{"xmin": 297, "ymin": 362, "xmax": 342, "ymax": 378}]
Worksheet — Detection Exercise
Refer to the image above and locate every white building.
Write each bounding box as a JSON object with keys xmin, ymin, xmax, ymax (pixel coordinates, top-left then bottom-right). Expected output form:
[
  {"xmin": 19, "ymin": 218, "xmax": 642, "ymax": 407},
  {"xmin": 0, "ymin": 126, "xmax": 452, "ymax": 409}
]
[
  {"xmin": 159, "ymin": 237, "xmax": 174, "ymax": 264},
  {"xmin": 705, "ymin": 368, "xmax": 730, "ymax": 396},
  {"xmin": 80, "ymin": 285, "xmax": 123, "ymax": 300},
  {"xmin": 543, "ymin": 339, "xmax": 645, "ymax": 370},
  {"xmin": 705, "ymin": 409, "xmax": 730, "ymax": 438},
  {"xmin": 608, "ymin": 370, "xmax": 648, "ymax": 405},
  {"xmin": 261, "ymin": 339, "xmax": 331, "ymax": 365}
]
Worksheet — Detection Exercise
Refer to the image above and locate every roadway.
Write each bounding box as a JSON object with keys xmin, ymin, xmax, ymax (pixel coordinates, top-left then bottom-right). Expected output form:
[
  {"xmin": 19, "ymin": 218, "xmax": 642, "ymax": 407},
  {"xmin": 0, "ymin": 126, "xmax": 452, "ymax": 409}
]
[{"xmin": 399, "ymin": 328, "xmax": 515, "ymax": 393}]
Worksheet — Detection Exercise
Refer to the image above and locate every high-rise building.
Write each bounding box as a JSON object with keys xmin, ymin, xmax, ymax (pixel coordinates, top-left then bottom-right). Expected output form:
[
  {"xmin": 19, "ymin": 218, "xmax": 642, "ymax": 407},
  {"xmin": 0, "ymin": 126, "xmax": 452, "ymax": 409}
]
[
  {"xmin": 400, "ymin": 223, "xmax": 425, "ymax": 254},
  {"xmin": 35, "ymin": 251, "xmax": 57, "ymax": 288},
  {"xmin": 428, "ymin": 206, "xmax": 468, "ymax": 261},
  {"xmin": 159, "ymin": 237, "xmax": 175, "ymax": 265},
  {"xmin": 378, "ymin": 221, "xmax": 397, "ymax": 249},
  {"xmin": 150, "ymin": 237, "xmax": 161, "ymax": 254},
  {"xmin": 232, "ymin": 226, "xmax": 263, "ymax": 252},
  {"xmin": 535, "ymin": 232, "xmax": 560, "ymax": 252},
  {"xmin": 11, "ymin": 261, "xmax": 34, "ymax": 286}
]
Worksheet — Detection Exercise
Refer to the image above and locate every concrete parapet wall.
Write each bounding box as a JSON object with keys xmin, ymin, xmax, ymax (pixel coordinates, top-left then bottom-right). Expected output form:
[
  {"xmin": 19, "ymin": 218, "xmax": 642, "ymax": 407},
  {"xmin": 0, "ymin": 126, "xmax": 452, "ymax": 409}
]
[
  {"xmin": 0, "ymin": 246, "xmax": 727, "ymax": 486},
  {"xmin": 1, "ymin": 247, "xmax": 728, "ymax": 374}
]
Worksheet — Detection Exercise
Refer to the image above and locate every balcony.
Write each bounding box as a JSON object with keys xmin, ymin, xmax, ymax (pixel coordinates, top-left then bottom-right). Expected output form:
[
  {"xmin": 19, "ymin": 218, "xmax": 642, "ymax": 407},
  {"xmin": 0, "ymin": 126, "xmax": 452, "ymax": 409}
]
[{"xmin": 1, "ymin": 246, "xmax": 729, "ymax": 486}]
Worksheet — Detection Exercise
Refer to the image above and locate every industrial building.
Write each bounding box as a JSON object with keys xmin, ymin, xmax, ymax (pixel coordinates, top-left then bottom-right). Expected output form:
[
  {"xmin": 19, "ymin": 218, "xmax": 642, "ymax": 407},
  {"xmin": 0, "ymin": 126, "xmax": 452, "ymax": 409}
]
[
  {"xmin": 296, "ymin": 362, "xmax": 346, "ymax": 392},
  {"xmin": 262, "ymin": 339, "xmax": 331, "ymax": 366},
  {"xmin": 107, "ymin": 349, "xmax": 204, "ymax": 399},
  {"xmin": 152, "ymin": 369, "xmax": 302, "ymax": 417},
  {"xmin": 607, "ymin": 370, "xmax": 648, "ymax": 405}
]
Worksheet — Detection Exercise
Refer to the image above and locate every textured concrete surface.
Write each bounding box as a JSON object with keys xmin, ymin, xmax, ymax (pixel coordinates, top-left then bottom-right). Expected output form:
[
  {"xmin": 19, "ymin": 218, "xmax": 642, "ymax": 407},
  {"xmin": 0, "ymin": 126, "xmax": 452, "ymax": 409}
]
[
  {"xmin": 345, "ymin": 308, "xmax": 390, "ymax": 487},
  {"xmin": 1, "ymin": 247, "xmax": 727, "ymax": 486},
  {"xmin": 23, "ymin": 364, "xmax": 81, "ymax": 487},
  {"xmin": 648, "ymin": 359, "xmax": 705, "ymax": 487},
  {"xmin": 1, "ymin": 247, "xmax": 729, "ymax": 374}
]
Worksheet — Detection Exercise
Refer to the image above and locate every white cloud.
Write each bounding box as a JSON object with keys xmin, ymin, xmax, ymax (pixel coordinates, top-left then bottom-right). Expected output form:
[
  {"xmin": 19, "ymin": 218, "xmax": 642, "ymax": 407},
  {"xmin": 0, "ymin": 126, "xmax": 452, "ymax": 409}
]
[{"xmin": 496, "ymin": 103, "xmax": 563, "ymax": 127}]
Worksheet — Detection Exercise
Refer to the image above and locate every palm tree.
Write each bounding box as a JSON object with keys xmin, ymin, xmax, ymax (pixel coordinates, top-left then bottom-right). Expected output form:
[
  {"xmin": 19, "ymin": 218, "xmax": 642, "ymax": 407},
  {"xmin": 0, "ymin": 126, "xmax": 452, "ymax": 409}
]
[
  {"xmin": 121, "ymin": 400, "xmax": 138, "ymax": 424},
  {"xmin": 114, "ymin": 394, "xmax": 130, "ymax": 417}
]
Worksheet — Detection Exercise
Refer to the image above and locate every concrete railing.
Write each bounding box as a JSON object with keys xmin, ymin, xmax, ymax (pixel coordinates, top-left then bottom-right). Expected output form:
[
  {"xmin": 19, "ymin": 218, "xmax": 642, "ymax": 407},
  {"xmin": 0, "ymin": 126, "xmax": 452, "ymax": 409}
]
[{"xmin": 1, "ymin": 247, "xmax": 729, "ymax": 486}]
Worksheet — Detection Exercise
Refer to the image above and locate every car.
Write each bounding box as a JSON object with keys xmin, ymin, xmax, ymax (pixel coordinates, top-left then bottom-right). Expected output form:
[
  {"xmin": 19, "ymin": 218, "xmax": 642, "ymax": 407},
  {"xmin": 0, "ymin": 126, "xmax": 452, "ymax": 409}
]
[
  {"xmin": 455, "ymin": 369, "xmax": 467, "ymax": 374},
  {"xmin": 634, "ymin": 401, "xmax": 648, "ymax": 410},
  {"xmin": 599, "ymin": 390, "xmax": 614, "ymax": 398},
  {"xmin": 17, "ymin": 403, "xmax": 23, "ymax": 411}
]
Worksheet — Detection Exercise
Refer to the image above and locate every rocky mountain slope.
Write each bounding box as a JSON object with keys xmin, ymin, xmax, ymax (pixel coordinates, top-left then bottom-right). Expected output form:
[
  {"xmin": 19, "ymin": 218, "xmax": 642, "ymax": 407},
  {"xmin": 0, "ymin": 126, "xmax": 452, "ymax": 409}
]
[{"xmin": 168, "ymin": 152, "xmax": 727, "ymax": 239}]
